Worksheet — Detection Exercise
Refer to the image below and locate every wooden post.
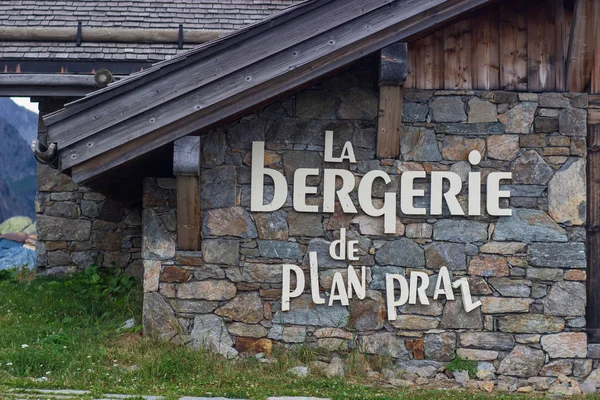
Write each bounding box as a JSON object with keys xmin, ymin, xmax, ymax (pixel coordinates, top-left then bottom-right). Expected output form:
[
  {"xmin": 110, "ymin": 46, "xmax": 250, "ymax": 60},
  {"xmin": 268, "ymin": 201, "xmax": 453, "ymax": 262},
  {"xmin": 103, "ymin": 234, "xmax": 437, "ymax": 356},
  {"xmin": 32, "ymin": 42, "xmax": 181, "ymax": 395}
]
[
  {"xmin": 173, "ymin": 136, "xmax": 201, "ymax": 251},
  {"xmin": 377, "ymin": 42, "xmax": 408, "ymax": 159},
  {"xmin": 588, "ymin": 123, "xmax": 600, "ymax": 341}
]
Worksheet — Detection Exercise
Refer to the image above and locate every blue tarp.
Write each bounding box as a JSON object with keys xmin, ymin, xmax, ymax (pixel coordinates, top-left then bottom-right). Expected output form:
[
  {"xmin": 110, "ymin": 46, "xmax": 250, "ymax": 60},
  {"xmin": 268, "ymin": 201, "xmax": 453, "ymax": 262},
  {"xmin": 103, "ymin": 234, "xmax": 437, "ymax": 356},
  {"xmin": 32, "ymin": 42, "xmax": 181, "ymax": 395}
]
[{"xmin": 0, "ymin": 238, "xmax": 35, "ymax": 270}]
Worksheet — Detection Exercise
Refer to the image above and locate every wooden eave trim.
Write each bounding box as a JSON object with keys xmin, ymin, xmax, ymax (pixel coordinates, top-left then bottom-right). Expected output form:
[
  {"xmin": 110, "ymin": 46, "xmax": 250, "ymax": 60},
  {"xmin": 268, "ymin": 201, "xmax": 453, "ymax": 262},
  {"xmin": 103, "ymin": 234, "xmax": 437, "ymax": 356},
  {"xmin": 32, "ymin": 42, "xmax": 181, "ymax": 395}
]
[
  {"xmin": 46, "ymin": 0, "xmax": 396, "ymax": 148},
  {"xmin": 0, "ymin": 27, "xmax": 230, "ymax": 44},
  {"xmin": 65, "ymin": 0, "xmax": 495, "ymax": 184},
  {"xmin": 42, "ymin": 0, "xmax": 331, "ymax": 125}
]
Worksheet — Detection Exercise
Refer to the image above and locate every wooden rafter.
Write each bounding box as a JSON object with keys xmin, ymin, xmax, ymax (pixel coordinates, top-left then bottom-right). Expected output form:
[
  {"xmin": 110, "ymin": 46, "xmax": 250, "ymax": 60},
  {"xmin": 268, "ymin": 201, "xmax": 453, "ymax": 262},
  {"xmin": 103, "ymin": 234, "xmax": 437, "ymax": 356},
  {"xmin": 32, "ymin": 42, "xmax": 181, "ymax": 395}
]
[{"xmin": 44, "ymin": 0, "xmax": 497, "ymax": 183}]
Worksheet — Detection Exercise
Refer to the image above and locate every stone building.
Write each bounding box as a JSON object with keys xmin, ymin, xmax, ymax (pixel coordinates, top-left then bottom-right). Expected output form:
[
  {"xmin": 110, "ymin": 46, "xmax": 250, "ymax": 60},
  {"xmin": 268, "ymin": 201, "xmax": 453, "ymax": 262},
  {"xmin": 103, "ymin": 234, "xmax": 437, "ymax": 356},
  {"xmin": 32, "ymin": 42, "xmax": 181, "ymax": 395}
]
[
  {"xmin": 0, "ymin": 0, "xmax": 303, "ymax": 276},
  {"xmin": 18, "ymin": 0, "xmax": 600, "ymax": 385}
]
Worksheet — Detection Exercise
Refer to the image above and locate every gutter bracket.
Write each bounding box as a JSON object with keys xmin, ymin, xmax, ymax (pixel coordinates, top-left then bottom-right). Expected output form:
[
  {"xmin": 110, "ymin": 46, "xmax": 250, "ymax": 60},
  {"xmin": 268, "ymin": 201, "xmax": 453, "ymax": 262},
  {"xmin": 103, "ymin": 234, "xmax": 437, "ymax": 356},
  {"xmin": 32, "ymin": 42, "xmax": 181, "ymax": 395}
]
[{"xmin": 31, "ymin": 139, "xmax": 58, "ymax": 168}]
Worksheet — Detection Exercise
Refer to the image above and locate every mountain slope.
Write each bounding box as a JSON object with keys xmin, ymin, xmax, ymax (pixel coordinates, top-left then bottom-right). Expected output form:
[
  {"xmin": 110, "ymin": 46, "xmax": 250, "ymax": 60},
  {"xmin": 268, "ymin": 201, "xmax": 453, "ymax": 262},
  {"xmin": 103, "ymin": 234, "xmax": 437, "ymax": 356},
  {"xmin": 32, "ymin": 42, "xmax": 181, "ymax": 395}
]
[
  {"xmin": 0, "ymin": 98, "xmax": 38, "ymax": 142},
  {"xmin": 0, "ymin": 178, "xmax": 31, "ymax": 222},
  {"xmin": 0, "ymin": 117, "xmax": 36, "ymax": 220},
  {"xmin": 0, "ymin": 118, "xmax": 37, "ymax": 183}
]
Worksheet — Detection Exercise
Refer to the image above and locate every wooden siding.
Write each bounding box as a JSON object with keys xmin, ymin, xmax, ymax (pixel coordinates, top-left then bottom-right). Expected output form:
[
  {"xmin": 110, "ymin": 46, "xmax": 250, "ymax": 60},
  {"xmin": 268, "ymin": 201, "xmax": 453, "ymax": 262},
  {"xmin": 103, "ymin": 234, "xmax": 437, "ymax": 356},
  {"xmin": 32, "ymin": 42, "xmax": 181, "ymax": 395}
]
[{"xmin": 404, "ymin": 0, "xmax": 593, "ymax": 92}]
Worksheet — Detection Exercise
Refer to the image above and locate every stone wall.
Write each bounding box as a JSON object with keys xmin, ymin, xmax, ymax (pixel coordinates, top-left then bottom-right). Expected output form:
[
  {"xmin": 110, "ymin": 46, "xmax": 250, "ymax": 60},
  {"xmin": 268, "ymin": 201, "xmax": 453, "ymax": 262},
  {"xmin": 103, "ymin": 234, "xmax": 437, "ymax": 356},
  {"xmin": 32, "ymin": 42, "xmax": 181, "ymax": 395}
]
[
  {"xmin": 35, "ymin": 98, "xmax": 143, "ymax": 277},
  {"xmin": 35, "ymin": 163, "xmax": 143, "ymax": 276},
  {"xmin": 141, "ymin": 61, "xmax": 595, "ymax": 380}
]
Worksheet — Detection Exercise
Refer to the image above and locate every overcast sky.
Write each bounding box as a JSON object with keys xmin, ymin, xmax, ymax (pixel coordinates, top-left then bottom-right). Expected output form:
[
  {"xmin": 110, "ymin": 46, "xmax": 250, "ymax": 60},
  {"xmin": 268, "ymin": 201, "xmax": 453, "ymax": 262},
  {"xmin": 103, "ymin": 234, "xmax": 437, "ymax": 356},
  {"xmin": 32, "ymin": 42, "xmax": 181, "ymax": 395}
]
[{"xmin": 11, "ymin": 97, "xmax": 39, "ymax": 113}]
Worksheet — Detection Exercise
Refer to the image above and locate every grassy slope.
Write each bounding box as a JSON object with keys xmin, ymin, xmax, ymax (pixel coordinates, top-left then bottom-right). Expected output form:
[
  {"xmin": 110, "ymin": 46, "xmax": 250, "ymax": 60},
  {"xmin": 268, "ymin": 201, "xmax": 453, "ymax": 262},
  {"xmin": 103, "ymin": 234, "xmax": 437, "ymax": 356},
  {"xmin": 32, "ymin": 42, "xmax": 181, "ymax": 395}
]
[{"xmin": 0, "ymin": 269, "xmax": 584, "ymax": 400}]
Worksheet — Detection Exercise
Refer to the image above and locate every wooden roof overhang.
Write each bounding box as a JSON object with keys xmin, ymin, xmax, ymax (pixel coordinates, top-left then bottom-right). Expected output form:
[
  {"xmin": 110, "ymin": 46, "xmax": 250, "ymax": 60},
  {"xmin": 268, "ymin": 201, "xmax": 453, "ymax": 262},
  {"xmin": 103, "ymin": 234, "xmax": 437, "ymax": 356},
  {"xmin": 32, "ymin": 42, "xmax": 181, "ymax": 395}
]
[{"xmin": 43, "ymin": 0, "xmax": 497, "ymax": 186}]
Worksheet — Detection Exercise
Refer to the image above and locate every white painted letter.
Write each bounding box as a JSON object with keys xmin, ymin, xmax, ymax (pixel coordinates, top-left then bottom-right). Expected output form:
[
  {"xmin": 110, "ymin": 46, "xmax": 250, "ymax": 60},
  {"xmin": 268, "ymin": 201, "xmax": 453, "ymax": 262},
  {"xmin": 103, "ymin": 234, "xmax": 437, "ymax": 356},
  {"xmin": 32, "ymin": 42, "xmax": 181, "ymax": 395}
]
[
  {"xmin": 324, "ymin": 130, "xmax": 357, "ymax": 163},
  {"xmin": 453, "ymin": 278, "xmax": 482, "ymax": 312},
  {"xmin": 409, "ymin": 271, "xmax": 430, "ymax": 305},
  {"xmin": 468, "ymin": 171, "xmax": 481, "ymax": 216},
  {"xmin": 347, "ymin": 266, "xmax": 366, "ymax": 300},
  {"xmin": 401, "ymin": 171, "xmax": 426, "ymax": 215},
  {"xmin": 386, "ymin": 273, "xmax": 409, "ymax": 321},
  {"xmin": 282, "ymin": 264, "xmax": 305, "ymax": 311},
  {"xmin": 487, "ymin": 172, "xmax": 512, "ymax": 216},
  {"xmin": 323, "ymin": 169, "xmax": 357, "ymax": 213},
  {"xmin": 251, "ymin": 141, "xmax": 288, "ymax": 211},
  {"xmin": 433, "ymin": 266, "xmax": 454, "ymax": 300},
  {"xmin": 358, "ymin": 170, "xmax": 397, "ymax": 234},
  {"xmin": 347, "ymin": 240, "xmax": 359, "ymax": 261},
  {"xmin": 430, "ymin": 172, "xmax": 464, "ymax": 215},
  {"xmin": 309, "ymin": 252, "xmax": 325, "ymax": 305},
  {"xmin": 329, "ymin": 228, "xmax": 347, "ymax": 260},
  {"xmin": 329, "ymin": 272, "xmax": 350, "ymax": 306},
  {"xmin": 293, "ymin": 168, "xmax": 320, "ymax": 212}
]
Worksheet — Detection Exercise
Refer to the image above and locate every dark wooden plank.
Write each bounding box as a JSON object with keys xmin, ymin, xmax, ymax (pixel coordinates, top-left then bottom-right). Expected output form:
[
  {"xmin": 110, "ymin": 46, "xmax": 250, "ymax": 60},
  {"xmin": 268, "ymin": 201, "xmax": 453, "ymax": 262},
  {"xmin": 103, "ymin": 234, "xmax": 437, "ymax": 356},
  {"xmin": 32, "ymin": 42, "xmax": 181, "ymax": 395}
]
[
  {"xmin": 64, "ymin": 0, "xmax": 498, "ymax": 183},
  {"xmin": 46, "ymin": 0, "xmax": 394, "ymax": 148},
  {"xmin": 377, "ymin": 85, "xmax": 403, "ymax": 158},
  {"xmin": 554, "ymin": 0, "xmax": 567, "ymax": 91},
  {"xmin": 404, "ymin": 42, "xmax": 417, "ymax": 88},
  {"xmin": 563, "ymin": 2, "xmax": 574, "ymax": 85},
  {"xmin": 414, "ymin": 31, "xmax": 444, "ymax": 89},
  {"xmin": 443, "ymin": 19, "xmax": 472, "ymax": 90},
  {"xmin": 379, "ymin": 43, "xmax": 408, "ymax": 86},
  {"xmin": 499, "ymin": 0, "xmax": 527, "ymax": 91},
  {"xmin": 176, "ymin": 176, "xmax": 201, "ymax": 251},
  {"xmin": 589, "ymin": 94, "xmax": 600, "ymax": 107},
  {"xmin": 60, "ymin": 0, "xmax": 494, "ymax": 171},
  {"xmin": 527, "ymin": 0, "xmax": 557, "ymax": 92},
  {"xmin": 589, "ymin": 109, "xmax": 600, "ymax": 125},
  {"xmin": 592, "ymin": 7, "xmax": 600, "ymax": 93},
  {"xmin": 471, "ymin": 5, "xmax": 500, "ymax": 90},
  {"xmin": 588, "ymin": 124, "xmax": 600, "ymax": 341},
  {"xmin": 566, "ymin": 0, "xmax": 600, "ymax": 92}
]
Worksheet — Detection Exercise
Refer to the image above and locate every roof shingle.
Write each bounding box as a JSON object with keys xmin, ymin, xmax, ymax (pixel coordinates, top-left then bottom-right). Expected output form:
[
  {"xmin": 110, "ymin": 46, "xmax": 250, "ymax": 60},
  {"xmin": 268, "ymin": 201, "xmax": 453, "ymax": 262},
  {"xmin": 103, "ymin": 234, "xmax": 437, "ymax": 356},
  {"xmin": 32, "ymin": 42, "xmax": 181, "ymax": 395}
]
[{"xmin": 0, "ymin": 0, "xmax": 305, "ymax": 62}]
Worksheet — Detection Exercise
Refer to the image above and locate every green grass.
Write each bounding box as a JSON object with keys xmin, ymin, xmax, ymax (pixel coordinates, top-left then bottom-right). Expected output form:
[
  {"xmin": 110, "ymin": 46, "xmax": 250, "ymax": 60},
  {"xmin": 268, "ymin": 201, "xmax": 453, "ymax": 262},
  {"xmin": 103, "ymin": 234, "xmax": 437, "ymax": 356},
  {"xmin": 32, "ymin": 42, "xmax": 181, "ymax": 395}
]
[{"xmin": 0, "ymin": 267, "xmax": 592, "ymax": 400}]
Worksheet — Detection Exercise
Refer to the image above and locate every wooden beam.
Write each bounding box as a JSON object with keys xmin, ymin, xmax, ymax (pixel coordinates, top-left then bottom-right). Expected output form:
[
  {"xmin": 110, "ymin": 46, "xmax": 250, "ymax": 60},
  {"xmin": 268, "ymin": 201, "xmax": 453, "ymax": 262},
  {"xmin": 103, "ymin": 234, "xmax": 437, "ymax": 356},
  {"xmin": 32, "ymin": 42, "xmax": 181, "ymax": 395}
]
[
  {"xmin": 0, "ymin": 26, "xmax": 230, "ymax": 44},
  {"xmin": 1, "ymin": 59, "xmax": 150, "ymax": 76},
  {"xmin": 377, "ymin": 43, "xmax": 407, "ymax": 159},
  {"xmin": 173, "ymin": 136, "xmax": 201, "ymax": 251},
  {"xmin": 63, "ymin": 0, "xmax": 496, "ymax": 183},
  {"xmin": 377, "ymin": 86, "xmax": 404, "ymax": 159},
  {"xmin": 379, "ymin": 43, "xmax": 408, "ymax": 86},
  {"xmin": 587, "ymin": 123, "xmax": 600, "ymax": 341},
  {"xmin": 174, "ymin": 136, "xmax": 200, "ymax": 176},
  {"xmin": 0, "ymin": 73, "xmax": 122, "ymax": 97},
  {"xmin": 566, "ymin": 0, "xmax": 600, "ymax": 92}
]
